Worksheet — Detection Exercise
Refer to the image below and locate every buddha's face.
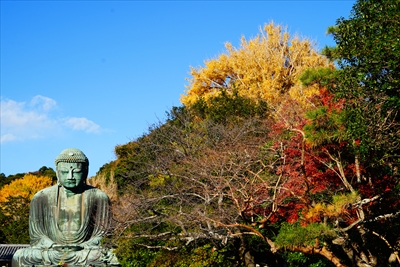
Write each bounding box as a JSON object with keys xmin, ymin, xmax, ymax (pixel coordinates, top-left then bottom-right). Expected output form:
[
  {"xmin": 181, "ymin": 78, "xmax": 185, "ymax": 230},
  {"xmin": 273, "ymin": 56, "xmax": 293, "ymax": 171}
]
[{"xmin": 57, "ymin": 162, "xmax": 87, "ymax": 190}]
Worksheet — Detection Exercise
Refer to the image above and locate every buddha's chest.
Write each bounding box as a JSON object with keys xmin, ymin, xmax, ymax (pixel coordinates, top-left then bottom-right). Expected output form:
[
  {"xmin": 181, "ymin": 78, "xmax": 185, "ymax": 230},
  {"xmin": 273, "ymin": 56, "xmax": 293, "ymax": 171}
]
[{"xmin": 57, "ymin": 194, "xmax": 82, "ymax": 233}]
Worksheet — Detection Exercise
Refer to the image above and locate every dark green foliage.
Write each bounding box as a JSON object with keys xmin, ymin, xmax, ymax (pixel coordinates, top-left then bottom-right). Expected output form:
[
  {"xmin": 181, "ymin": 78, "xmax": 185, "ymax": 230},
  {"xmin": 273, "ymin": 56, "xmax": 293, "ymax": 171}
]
[
  {"xmin": 0, "ymin": 172, "xmax": 24, "ymax": 188},
  {"xmin": 282, "ymin": 252, "xmax": 334, "ymax": 267},
  {"xmin": 97, "ymin": 162, "xmax": 113, "ymax": 185},
  {"xmin": 190, "ymin": 89, "xmax": 269, "ymax": 124},
  {"xmin": 300, "ymin": 67, "xmax": 337, "ymax": 88},
  {"xmin": 274, "ymin": 223, "xmax": 336, "ymax": 248},
  {"xmin": 115, "ymin": 239, "xmax": 240, "ymax": 267},
  {"xmin": 0, "ymin": 173, "xmax": 6, "ymax": 189},
  {"xmin": 0, "ymin": 208, "xmax": 8, "ymax": 243},
  {"xmin": 115, "ymin": 240, "xmax": 157, "ymax": 267},
  {"xmin": 38, "ymin": 166, "xmax": 57, "ymax": 182},
  {"xmin": 112, "ymin": 141, "xmax": 156, "ymax": 194},
  {"xmin": 0, "ymin": 166, "xmax": 56, "ymax": 189},
  {"xmin": 304, "ymin": 106, "xmax": 346, "ymax": 146},
  {"xmin": 326, "ymin": 0, "xmax": 400, "ymax": 171},
  {"xmin": 148, "ymin": 244, "xmax": 239, "ymax": 267},
  {"xmin": 244, "ymin": 234, "xmax": 278, "ymax": 267},
  {"xmin": 0, "ymin": 196, "xmax": 30, "ymax": 244}
]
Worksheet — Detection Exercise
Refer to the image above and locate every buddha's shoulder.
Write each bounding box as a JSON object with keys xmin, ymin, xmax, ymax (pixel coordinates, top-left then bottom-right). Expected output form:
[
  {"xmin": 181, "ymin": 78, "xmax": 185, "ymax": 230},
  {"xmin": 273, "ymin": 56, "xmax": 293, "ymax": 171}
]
[
  {"xmin": 32, "ymin": 185, "xmax": 58, "ymax": 199},
  {"xmin": 84, "ymin": 185, "xmax": 110, "ymax": 198}
]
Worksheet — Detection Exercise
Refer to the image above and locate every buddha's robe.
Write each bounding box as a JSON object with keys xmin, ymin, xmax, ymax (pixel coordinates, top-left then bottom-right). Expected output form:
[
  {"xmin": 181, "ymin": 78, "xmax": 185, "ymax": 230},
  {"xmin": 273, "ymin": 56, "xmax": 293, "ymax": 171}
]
[{"xmin": 12, "ymin": 184, "xmax": 117, "ymax": 267}]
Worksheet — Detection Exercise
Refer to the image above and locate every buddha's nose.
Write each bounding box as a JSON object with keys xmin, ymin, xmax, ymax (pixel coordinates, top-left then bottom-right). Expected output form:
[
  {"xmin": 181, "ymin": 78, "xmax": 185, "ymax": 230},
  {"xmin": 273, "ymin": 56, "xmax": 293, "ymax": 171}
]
[{"xmin": 67, "ymin": 169, "xmax": 74, "ymax": 179}]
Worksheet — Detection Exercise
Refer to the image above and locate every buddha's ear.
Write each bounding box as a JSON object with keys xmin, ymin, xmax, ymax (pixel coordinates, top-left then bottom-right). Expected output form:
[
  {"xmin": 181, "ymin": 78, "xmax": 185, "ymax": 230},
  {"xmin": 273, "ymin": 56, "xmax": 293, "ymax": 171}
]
[
  {"xmin": 84, "ymin": 163, "xmax": 89, "ymax": 179},
  {"xmin": 55, "ymin": 163, "xmax": 61, "ymax": 184}
]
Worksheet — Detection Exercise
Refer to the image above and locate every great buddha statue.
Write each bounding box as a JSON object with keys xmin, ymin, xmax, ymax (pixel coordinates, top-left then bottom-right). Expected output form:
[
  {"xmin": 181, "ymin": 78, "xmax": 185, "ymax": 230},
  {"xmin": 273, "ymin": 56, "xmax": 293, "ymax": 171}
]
[{"xmin": 12, "ymin": 148, "xmax": 119, "ymax": 267}]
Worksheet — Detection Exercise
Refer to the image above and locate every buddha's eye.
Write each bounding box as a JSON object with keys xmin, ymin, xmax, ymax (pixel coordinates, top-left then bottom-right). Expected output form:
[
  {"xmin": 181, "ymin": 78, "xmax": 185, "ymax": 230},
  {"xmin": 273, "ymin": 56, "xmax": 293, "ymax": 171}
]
[{"xmin": 74, "ymin": 168, "xmax": 82, "ymax": 173}]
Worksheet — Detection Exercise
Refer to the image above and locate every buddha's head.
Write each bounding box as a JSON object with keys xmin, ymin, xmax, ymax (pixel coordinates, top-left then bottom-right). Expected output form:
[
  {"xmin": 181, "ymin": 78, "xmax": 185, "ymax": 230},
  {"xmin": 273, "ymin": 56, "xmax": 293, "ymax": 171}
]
[{"xmin": 55, "ymin": 148, "xmax": 89, "ymax": 191}]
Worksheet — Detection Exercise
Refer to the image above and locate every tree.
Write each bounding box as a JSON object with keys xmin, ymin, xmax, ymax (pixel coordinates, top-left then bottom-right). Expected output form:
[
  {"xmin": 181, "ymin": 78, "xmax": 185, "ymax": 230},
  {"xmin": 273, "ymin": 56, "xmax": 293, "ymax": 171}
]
[
  {"xmin": 101, "ymin": 102, "xmax": 281, "ymax": 266},
  {"xmin": 0, "ymin": 166, "xmax": 56, "ymax": 189},
  {"xmin": 0, "ymin": 173, "xmax": 53, "ymax": 203},
  {"xmin": 102, "ymin": 102, "xmax": 348, "ymax": 267},
  {"xmin": 107, "ymin": 86, "xmax": 399, "ymax": 267},
  {"xmin": 0, "ymin": 173, "xmax": 54, "ymax": 244},
  {"xmin": 97, "ymin": 5, "xmax": 400, "ymax": 266},
  {"xmin": 37, "ymin": 166, "xmax": 57, "ymax": 182},
  {"xmin": 0, "ymin": 196, "xmax": 31, "ymax": 244},
  {"xmin": 0, "ymin": 172, "xmax": 24, "ymax": 188},
  {"xmin": 181, "ymin": 22, "xmax": 333, "ymax": 114},
  {"xmin": 324, "ymin": 0, "xmax": 400, "ymax": 173},
  {"xmin": 295, "ymin": 0, "xmax": 400, "ymax": 263},
  {"xmin": 275, "ymin": 91, "xmax": 400, "ymax": 266},
  {"xmin": 98, "ymin": 24, "xmax": 340, "ymax": 267}
]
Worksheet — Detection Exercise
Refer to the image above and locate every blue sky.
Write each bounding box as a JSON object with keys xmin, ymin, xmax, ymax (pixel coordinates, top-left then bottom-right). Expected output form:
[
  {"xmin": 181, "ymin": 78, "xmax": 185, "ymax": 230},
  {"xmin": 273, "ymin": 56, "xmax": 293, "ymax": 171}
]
[{"xmin": 1, "ymin": 1, "xmax": 355, "ymax": 177}]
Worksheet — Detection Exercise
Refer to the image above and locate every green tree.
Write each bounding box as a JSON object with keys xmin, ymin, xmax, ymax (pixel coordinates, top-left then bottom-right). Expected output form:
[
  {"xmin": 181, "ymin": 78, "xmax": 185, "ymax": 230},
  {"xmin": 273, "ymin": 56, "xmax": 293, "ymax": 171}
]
[
  {"xmin": 97, "ymin": 3, "xmax": 400, "ymax": 266},
  {"xmin": 298, "ymin": 1, "xmax": 400, "ymax": 265},
  {"xmin": 0, "ymin": 173, "xmax": 24, "ymax": 188},
  {"xmin": 0, "ymin": 196, "xmax": 30, "ymax": 244},
  {"xmin": 37, "ymin": 166, "xmax": 57, "ymax": 182},
  {"xmin": 0, "ymin": 170, "xmax": 55, "ymax": 244},
  {"xmin": 324, "ymin": 0, "xmax": 400, "ymax": 172}
]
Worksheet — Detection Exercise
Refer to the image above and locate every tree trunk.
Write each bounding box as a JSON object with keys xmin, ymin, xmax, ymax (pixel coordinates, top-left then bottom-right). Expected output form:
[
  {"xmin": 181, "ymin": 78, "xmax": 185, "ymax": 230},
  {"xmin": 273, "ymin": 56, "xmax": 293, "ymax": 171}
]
[
  {"xmin": 290, "ymin": 245, "xmax": 347, "ymax": 267},
  {"xmin": 238, "ymin": 236, "xmax": 256, "ymax": 267}
]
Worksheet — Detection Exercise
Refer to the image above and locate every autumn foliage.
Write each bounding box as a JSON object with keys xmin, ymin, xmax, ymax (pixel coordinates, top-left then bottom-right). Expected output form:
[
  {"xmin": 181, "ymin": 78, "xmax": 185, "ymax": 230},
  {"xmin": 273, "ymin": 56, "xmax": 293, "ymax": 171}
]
[
  {"xmin": 182, "ymin": 22, "xmax": 334, "ymax": 113},
  {"xmin": 0, "ymin": 172, "xmax": 55, "ymax": 244},
  {"xmin": 104, "ymin": 9, "xmax": 400, "ymax": 265},
  {"xmin": 2, "ymin": 1, "xmax": 399, "ymax": 266},
  {"xmin": 0, "ymin": 173, "xmax": 53, "ymax": 203},
  {"xmin": 90, "ymin": 10, "xmax": 400, "ymax": 266}
]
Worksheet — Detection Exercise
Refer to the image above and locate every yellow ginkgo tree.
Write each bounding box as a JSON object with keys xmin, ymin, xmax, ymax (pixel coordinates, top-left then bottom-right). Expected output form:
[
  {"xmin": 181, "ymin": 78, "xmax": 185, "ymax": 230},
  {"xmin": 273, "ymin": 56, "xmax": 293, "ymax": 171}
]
[
  {"xmin": 181, "ymin": 22, "xmax": 333, "ymax": 113},
  {"xmin": 0, "ymin": 173, "xmax": 53, "ymax": 203},
  {"xmin": 0, "ymin": 173, "xmax": 54, "ymax": 243}
]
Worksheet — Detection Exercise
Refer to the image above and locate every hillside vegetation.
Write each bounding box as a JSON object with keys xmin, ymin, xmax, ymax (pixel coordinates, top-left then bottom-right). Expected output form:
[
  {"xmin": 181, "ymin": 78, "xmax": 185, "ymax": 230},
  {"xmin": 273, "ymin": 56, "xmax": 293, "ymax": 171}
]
[
  {"xmin": 0, "ymin": 167, "xmax": 56, "ymax": 243},
  {"xmin": 93, "ymin": 1, "xmax": 400, "ymax": 265},
  {"xmin": 2, "ymin": 1, "xmax": 399, "ymax": 266}
]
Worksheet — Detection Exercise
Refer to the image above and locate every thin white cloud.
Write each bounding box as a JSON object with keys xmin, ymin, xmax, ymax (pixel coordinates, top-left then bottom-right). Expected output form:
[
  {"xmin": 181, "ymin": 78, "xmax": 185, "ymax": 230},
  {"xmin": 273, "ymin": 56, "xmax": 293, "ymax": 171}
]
[
  {"xmin": 1, "ymin": 96, "xmax": 103, "ymax": 143},
  {"xmin": 0, "ymin": 98, "xmax": 56, "ymax": 131},
  {"xmin": 0, "ymin": 133, "xmax": 17, "ymax": 143},
  {"xmin": 64, "ymin": 117, "xmax": 101, "ymax": 134},
  {"xmin": 30, "ymin": 95, "xmax": 57, "ymax": 111}
]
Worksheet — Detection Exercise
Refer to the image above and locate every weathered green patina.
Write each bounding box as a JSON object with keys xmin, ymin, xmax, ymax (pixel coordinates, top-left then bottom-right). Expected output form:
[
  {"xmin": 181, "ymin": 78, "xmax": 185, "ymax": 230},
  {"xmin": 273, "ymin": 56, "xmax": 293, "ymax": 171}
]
[{"xmin": 12, "ymin": 148, "xmax": 119, "ymax": 267}]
